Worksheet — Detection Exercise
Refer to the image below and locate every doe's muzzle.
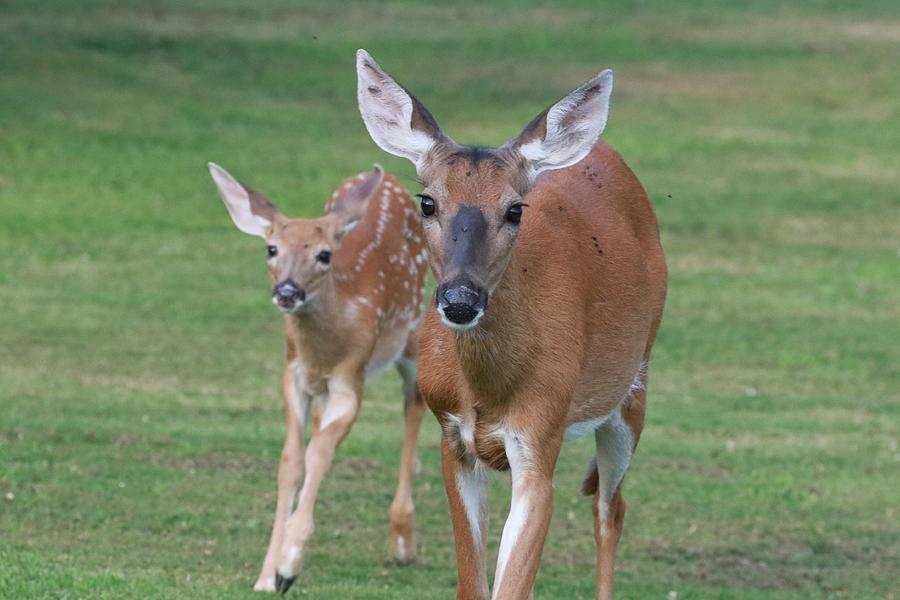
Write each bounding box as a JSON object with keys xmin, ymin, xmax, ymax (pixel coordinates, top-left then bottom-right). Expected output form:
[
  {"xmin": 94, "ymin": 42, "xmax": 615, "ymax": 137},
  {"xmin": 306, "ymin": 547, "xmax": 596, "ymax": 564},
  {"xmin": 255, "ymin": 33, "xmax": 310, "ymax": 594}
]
[{"xmin": 436, "ymin": 281, "xmax": 487, "ymax": 329}]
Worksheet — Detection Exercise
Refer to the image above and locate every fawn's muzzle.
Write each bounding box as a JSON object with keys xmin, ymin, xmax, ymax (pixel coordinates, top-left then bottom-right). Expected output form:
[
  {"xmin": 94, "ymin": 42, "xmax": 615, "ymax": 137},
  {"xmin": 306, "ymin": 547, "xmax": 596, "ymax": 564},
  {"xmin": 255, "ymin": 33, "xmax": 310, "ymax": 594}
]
[{"xmin": 272, "ymin": 280, "xmax": 306, "ymax": 309}]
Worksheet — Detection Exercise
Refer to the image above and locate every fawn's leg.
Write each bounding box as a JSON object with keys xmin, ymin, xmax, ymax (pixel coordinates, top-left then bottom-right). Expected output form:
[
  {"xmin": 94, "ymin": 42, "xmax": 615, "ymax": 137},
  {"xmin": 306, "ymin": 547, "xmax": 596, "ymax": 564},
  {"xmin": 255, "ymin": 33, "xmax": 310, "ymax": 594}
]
[
  {"xmin": 389, "ymin": 356, "xmax": 426, "ymax": 563},
  {"xmin": 254, "ymin": 363, "xmax": 309, "ymax": 592},
  {"xmin": 275, "ymin": 371, "xmax": 363, "ymax": 592}
]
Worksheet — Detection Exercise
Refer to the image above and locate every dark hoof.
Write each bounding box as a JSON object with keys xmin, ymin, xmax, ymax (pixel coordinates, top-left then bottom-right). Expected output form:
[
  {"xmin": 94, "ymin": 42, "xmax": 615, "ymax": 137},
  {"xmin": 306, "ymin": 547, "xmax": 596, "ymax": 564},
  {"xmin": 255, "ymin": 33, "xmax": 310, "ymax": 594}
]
[{"xmin": 275, "ymin": 573, "xmax": 296, "ymax": 595}]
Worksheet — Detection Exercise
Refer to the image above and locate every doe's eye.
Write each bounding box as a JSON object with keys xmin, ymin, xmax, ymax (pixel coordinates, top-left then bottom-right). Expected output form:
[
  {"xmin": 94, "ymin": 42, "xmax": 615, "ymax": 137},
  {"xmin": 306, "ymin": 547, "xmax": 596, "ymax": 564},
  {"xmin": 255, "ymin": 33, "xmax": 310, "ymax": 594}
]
[
  {"xmin": 316, "ymin": 249, "xmax": 332, "ymax": 264},
  {"xmin": 266, "ymin": 245, "xmax": 278, "ymax": 258},
  {"xmin": 506, "ymin": 204, "xmax": 525, "ymax": 225},
  {"xmin": 417, "ymin": 194, "xmax": 436, "ymax": 217}
]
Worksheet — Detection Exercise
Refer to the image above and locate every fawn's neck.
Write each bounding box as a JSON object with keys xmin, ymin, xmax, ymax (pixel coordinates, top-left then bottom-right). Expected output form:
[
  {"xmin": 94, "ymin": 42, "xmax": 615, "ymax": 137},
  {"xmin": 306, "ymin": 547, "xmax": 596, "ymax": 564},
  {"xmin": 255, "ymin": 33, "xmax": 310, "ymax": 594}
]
[{"xmin": 288, "ymin": 274, "xmax": 342, "ymax": 344}]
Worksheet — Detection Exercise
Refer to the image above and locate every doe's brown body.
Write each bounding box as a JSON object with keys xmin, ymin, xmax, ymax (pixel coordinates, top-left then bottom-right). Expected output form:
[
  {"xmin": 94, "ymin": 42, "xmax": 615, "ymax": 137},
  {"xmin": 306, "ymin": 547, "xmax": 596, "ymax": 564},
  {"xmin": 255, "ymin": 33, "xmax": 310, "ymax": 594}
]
[
  {"xmin": 356, "ymin": 49, "xmax": 667, "ymax": 599},
  {"xmin": 419, "ymin": 143, "xmax": 666, "ymax": 599}
]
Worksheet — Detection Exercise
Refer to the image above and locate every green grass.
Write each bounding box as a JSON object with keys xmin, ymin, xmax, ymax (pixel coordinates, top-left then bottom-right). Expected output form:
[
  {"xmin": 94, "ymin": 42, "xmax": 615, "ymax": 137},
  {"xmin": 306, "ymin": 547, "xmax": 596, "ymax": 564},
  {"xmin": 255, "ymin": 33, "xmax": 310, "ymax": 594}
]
[{"xmin": 1, "ymin": 1, "xmax": 898, "ymax": 598}]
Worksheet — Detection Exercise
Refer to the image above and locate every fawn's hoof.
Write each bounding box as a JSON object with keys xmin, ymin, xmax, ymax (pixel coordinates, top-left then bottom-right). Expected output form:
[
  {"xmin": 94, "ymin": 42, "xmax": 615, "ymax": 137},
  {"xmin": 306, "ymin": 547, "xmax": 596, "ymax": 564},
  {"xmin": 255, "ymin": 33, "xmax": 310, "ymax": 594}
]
[
  {"xmin": 275, "ymin": 573, "xmax": 296, "ymax": 595},
  {"xmin": 391, "ymin": 533, "xmax": 417, "ymax": 564}
]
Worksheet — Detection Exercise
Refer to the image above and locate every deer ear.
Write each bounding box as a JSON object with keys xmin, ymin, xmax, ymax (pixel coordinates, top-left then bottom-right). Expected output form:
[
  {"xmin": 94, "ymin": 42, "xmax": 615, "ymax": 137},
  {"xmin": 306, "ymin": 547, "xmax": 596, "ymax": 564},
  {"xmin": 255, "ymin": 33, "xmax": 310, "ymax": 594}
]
[
  {"xmin": 356, "ymin": 49, "xmax": 448, "ymax": 170},
  {"xmin": 505, "ymin": 69, "xmax": 613, "ymax": 181},
  {"xmin": 208, "ymin": 162, "xmax": 280, "ymax": 238},
  {"xmin": 327, "ymin": 164, "xmax": 384, "ymax": 243}
]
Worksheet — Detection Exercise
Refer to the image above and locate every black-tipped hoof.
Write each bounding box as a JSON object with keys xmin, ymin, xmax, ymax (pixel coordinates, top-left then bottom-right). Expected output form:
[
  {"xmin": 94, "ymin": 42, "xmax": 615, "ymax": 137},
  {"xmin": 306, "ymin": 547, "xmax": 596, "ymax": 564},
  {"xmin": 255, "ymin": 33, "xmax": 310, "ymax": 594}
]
[{"xmin": 275, "ymin": 573, "xmax": 295, "ymax": 594}]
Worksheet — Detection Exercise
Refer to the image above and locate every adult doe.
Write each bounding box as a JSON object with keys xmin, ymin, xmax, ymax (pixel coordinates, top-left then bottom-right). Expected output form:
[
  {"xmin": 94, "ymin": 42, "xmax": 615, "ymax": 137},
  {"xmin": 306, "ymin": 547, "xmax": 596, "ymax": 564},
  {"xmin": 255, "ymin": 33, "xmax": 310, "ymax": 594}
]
[
  {"xmin": 207, "ymin": 163, "xmax": 429, "ymax": 593},
  {"xmin": 356, "ymin": 50, "xmax": 667, "ymax": 599}
]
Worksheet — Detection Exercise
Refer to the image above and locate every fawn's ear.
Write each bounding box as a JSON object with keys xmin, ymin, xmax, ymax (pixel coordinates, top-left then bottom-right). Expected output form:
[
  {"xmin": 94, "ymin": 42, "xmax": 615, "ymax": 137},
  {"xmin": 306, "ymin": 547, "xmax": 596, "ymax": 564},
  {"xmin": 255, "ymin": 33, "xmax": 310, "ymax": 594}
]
[
  {"xmin": 505, "ymin": 69, "xmax": 613, "ymax": 182},
  {"xmin": 356, "ymin": 49, "xmax": 449, "ymax": 171},
  {"xmin": 327, "ymin": 164, "xmax": 384, "ymax": 243},
  {"xmin": 207, "ymin": 162, "xmax": 280, "ymax": 238}
]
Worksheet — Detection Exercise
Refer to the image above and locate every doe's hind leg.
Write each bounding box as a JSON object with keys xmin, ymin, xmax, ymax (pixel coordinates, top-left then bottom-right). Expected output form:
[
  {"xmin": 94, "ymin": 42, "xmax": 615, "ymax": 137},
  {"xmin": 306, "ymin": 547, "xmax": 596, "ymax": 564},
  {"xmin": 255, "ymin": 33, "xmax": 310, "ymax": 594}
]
[{"xmin": 583, "ymin": 379, "xmax": 646, "ymax": 600}]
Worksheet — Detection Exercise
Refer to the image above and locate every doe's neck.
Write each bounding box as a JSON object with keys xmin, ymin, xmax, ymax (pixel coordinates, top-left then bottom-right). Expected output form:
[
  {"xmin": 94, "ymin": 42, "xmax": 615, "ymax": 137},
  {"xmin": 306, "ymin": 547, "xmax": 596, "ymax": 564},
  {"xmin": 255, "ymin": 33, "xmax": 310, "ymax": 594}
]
[{"xmin": 452, "ymin": 258, "xmax": 535, "ymax": 398}]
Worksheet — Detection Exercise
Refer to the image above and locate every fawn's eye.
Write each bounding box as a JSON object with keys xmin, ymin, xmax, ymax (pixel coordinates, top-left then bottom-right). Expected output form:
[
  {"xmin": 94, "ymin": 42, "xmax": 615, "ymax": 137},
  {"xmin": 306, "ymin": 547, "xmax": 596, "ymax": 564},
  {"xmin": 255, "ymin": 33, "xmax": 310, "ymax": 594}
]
[
  {"xmin": 266, "ymin": 245, "xmax": 278, "ymax": 258},
  {"xmin": 316, "ymin": 249, "xmax": 332, "ymax": 264},
  {"xmin": 417, "ymin": 194, "xmax": 436, "ymax": 217},
  {"xmin": 505, "ymin": 204, "xmax": 525, "ymax": 225}
]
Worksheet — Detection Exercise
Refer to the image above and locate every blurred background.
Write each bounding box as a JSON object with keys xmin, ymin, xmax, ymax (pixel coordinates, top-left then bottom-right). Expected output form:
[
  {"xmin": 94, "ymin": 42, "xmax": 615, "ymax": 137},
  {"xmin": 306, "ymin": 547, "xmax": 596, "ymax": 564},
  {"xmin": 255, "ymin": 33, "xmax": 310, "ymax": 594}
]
[{"xmin": 1, "ymin": 1, "xmax": 897, "ymax": 598}]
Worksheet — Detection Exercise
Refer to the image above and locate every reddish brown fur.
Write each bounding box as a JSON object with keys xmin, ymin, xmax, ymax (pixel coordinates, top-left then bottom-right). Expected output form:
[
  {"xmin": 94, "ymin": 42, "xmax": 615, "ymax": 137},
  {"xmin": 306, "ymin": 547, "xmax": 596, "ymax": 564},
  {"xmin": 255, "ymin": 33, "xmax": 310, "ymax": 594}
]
[
  {"xmin": 355, "ymin": 49, "xmax": 666, "ymax": 599},
  {"xmin": 417, "ymin": 142, "xmax": 666, "ymax": 599},
  {"xmin": 419, "ymin": 142, "xmax": 665, "ymax": 455}
]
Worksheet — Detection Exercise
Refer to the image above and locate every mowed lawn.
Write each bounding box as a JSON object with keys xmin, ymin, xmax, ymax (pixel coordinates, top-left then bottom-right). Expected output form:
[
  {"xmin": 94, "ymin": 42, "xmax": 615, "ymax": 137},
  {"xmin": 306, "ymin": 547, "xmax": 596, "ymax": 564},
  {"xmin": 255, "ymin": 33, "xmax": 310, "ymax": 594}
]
[{"xmin": 1, "ymin": 1, "xmax": 898, "ymax": 598}]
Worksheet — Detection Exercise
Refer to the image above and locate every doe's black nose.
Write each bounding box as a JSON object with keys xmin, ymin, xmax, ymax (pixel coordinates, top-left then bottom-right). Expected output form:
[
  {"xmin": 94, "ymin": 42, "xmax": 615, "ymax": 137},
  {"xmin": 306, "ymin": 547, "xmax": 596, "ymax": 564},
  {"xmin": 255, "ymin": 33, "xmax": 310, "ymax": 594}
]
[{"xmin": 437, "ymin": 283, "xmax": 486, "ymax": 326}]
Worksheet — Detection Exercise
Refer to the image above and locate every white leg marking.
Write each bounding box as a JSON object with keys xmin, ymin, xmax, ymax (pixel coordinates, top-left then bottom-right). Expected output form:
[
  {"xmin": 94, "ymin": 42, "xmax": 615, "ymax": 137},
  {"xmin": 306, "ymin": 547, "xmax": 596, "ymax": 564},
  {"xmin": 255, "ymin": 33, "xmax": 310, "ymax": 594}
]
[
  {"xmin": 492, "ymin": 431, "xmax": 532, "ymax": 594},
  {"xmin": 444, "ymin": 412, "xmax": 476, "ymax": 455},
  {"xmin": 594, "ymin": 406, "xmax": 633, "ymax": 534},
  {"xmin": 564, "ymin": 412, "xmax": 612, "ymax": 442},
  {"xmin": 319, "ymin": 379, "xmax": 356, "ymax": 431},
  {"xmin": 287, "ymin": 362, "xmax": 307, "ymax": 421},
  {"xmin": 456, "ymin": 464, "xmax": 487, "ymax": 544},
  {"xmin": 287, "ymin": 362, "xmax": 312, "ymax": 443},
  {"xmin": 278, "ymin": 544, "xmax": 301, "ymax": 579},
  {"xmin": 459, "ymin": 420, "xmax": 475, "ymax": 450},
  {"xmin": 494, "ymin": 490, "xmax": 528, "ymax": 590}
]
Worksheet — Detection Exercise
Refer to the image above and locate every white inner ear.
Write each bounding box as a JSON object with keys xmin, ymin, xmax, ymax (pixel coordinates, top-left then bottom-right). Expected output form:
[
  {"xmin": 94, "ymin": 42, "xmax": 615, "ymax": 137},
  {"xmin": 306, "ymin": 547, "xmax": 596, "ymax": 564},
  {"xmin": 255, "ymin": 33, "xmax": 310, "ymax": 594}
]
[
  {"xmin": 208, "ymin": 162, "xmax": 270, "ymax": 238},
  {"xmin": 339, "ymin": 219, "xmax": 360, "ymax": 237},
  {"xmin": 356, "ymin": 49, "xmax": 436, "ymax": 169},
  {"xmin": 519, "ymin": 69, "xmax": 613, "ymax": 180}
]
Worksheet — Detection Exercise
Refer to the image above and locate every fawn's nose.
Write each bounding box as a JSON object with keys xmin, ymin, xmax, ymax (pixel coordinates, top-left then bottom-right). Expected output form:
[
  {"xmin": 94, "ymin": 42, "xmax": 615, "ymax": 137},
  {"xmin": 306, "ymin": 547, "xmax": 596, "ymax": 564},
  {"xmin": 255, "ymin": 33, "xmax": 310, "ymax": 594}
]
[
  {"xmin": 436, "ymin": 282, "xmax": 487, "ymax": 329},
  {"xmin": 273, "ymin": 280, "xmax": 305, "ymax": 306}
]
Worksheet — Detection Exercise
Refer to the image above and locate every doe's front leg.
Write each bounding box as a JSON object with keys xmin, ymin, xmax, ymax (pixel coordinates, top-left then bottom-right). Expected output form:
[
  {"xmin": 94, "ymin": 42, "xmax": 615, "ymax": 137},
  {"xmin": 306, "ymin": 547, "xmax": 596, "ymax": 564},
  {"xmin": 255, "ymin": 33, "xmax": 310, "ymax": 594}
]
[
  {"xmin": 274, "ymin": 372, "xmax": 363, "ymax": 593},
  {"xmin": 441, "ymin": 434, "xmax": 490, "ymax": 600},
  {"xmin": 490, "ymin": 431, "xmax": 561, "ymax": 600}
]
